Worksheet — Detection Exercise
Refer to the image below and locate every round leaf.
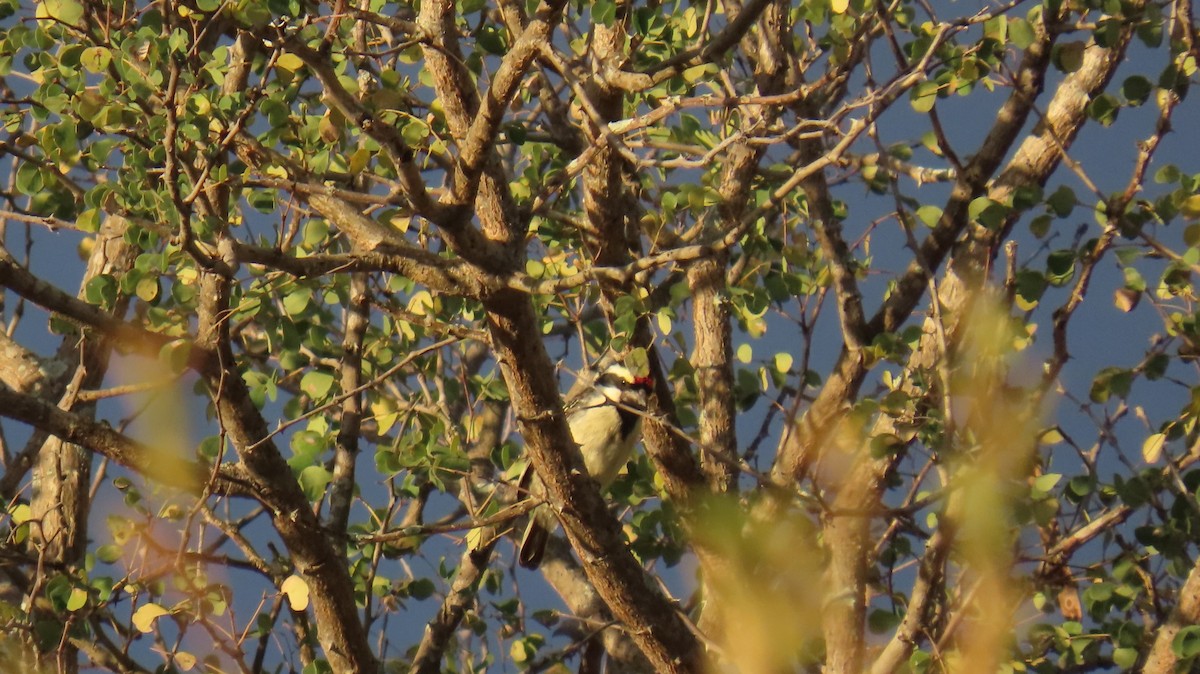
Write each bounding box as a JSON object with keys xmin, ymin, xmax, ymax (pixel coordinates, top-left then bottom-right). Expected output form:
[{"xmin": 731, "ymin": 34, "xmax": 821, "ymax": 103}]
[
  {"xmin": 132, "ymin": 602, "xmax": 170, "ymax": 633},
  {"xmin": 281, "ymin": 574, "xmax": 310, "ymax": 611}
]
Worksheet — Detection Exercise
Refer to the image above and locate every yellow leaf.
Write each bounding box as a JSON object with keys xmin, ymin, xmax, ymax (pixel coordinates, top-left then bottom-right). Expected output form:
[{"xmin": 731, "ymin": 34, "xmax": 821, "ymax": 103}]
[
  {"xmin": 736, "ymin": 343, "xmax": 753, "ymax": 364},
  {"xmin": 281, "ymin": 574, "xmax": 310, "ymax": 611},
  {"xmin": 276, "ymin": 53, "xmax": 305, "ymax": 73},
  {"xmin": 466, "ymin": 526, "xmax": 485, "ymax": 553},
  {"xmin": 174, "ymin": 652, "xmax": 197, "ymax": 671},
  {"xmin": 66, "ymin": 587, "xmax": 87, "ymax": 611},
  {"xmin": 1113, "ymin": 288, "xmax": 1140, "ymax": 312},
  {"xmin": 319, "ymin": 111, "xmax": 341, "ymax": 144},
  {"xmin": 407, "ymin": 290, "xmax": 436, "ymax": 317},
  {"xmin": 1038, "ymin": 427, "xmax": 1065, "ymax": 445},
  {"xmin": 747, "ymin": 316, "xmax": 767, "ymax": 338},
  {"xmin": 371, "ymin": 398, "xmax": 399, "ymax": 436},
  {"xmin": 10, "ymin": 503, "xmax": 30, "ymax": 524},
  {"xmin": 133, "ymin": 602, "xmax": 170, "ymax": 633},
  {"xmin": 831, "ymin": 0, "xmax": 850, "ymax": 14},
  {"xmin": 348, "ymin": 148, "xmax": 371, "ymax": 174},
  {"xmin": 1142, "ymin": 433, "xmax": 1166, "ymax": 463},
  {"xmin": 1182, "ymin": 194, "xmax": 1200, "ymax": 219},
  {"xmin": 1015, "ymin": 294, "xmax": 1038, "ymax": 311}
]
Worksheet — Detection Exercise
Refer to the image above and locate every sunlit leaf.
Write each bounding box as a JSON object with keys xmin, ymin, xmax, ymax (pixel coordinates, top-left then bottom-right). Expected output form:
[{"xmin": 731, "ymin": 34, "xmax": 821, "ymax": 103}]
[
  {"xmin": 281, "ymin": 574, "xmax": 310, "ymax": 611},
  {"xmin": 132, "ymin": 603, "xmax": 170, "ymax": 633},
  {"xmin": 1142, "ymin": 433, "xmax": 1166, "ymax": 463}
]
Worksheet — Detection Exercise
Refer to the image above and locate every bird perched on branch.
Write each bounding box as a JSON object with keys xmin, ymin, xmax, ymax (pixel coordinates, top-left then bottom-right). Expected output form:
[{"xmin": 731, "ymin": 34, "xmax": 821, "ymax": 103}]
[{"xmin": 517, "ymin": 364, "xmax": 654, "ymax": 570}]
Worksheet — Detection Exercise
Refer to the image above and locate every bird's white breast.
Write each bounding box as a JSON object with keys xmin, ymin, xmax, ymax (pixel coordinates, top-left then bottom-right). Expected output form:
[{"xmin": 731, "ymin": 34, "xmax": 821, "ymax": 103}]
[{"xmin": 568, "ymin": 404, "xmax": 639, "ymax": 489}]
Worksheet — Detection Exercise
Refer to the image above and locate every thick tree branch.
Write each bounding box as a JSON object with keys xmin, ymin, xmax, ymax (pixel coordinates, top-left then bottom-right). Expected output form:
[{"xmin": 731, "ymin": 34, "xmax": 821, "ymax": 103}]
[
  {"xmin": 275, "ymin": 41, "xmax": 444, "ymax": 223},
  {"xmin": 415, "ymin": 0, "xmax": 527, "ymax": 258},
  {"xmin": 326, "ymin": 273, "xmax": 369, "ymax": 535},
  {"xmin": 484, "ymin": 289, "xmax": 706, "ymax": 673},
  {"xmin": 450, "ymin": 0, "xmax": 569, "ymax": 209},
  {"xmin": 193, "ymin": 271, "xmax": 378, "ymax": 674}
]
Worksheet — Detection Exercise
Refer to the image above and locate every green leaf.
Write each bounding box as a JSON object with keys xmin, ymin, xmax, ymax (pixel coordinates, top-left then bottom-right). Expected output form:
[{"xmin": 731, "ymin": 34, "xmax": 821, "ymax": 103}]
[
  {"xmin": 476, "ymin": 25, "xmax": 507, "ymax": 55},
  {"xmin": 133, "ymin": 603, "xmax": 170, "ymax": 633},
  {"xmin": 1093, "ymin": 17, "xmax": 1121, "ymax": 48},
  {"xmin": 1033, "ymin": 473, "xmax": 1061, "ymax": 493},
  {"xmin": 1090, "ymin": 367, "xmax": 1133, "ymax": 403},
  {"xmin": 66, "ymin": 587, "xmax": 88, "ymax": 611},
  {"xmin": 84, "ymin": 274, "xmax": 118, "ymax": 308},
  {"xmin": 282, "ymin": 287, "xmax": 312, "ymax": 316},
  {"xmin": 983, "ymin": 15, "xmax": 1006, "ymax": 43},
  {"xmin": 15, "ymin": 162, "xmax": 45, "ymax": 196},
  {"xmin": 37, "ymin": 0, "xmax": 84, "ymax": 26},
  {"xmin": 682, "ymin": 63, "xmax": 718, "ymax": 83},
  {"xmin": 1113, "ymin": 647, "xmax": 1138, "ymax": 669},
  {"xmin": 968, "ymin": 196, "xmax": 1007, "ymax": 229},
  {"xmin": 1154, "ymin": 165, "xmax": 1180, "ymax": 185},
  {"xmin": 158, "ymin": 339, "xmax": 191, "ymax": 374},
  {"xmin": 1142, "ymin": 433, "xmax": 1166, "ymax": 463},
  {"xmin": 736, "ymin": 343, "xmax": 752, "ymax": 363},
  {"xmin": 1173, "ymin": 625, "xmax": 1200, "ymax": 658},
  {"xmin": 1122, "ymin": 75, "xmax": 1153, "ymax": 105},
  {"xmin": 867, "ymin": 609, "xmax": 901, "ymax": 634},
  {"xmin": 1047, "ymin": 185, "xmax": 1076, "ymax": 217},
  {"xmin": 297, "ymin": 465, "xmax": 333, "ymax": 501},
  {"xmin": 96, "ymin": 544, "xmax": 122, "ymax": 563},
  {"xmin": 909, "ymin": 81, "xmax": 939, "ymax": 113},
  {"xmin": 302, "ymin": 219, "xmax": 329, "ymax": 248},
  {"xmin": 1055, "ymin": 41, "xmax": 1086, "ymax": 73},
  {"xmin": 1008, "ymin": 18, "xmax": 1035, "ymax": 49},
  {"xmin": 1067, "ymin": 475, "xmax": 1095, "ymax": 498},
  {"xmin": 1181, "ymin": 194, "xmax": 1200, "ymax": 219},
  {"xmin": 1029, "ymin": 214, "xmax": 1053, "ymax": 238},
  {"xmin": 135, "ymin": 275, "xmax": 160, "ymax": 303},
  {"xmin": 510, "ymin": 638, "xmax": 536, "ymax": 663},
  {"xmin": 1045, "ymin": 249, "xmax": 1076, "ymax": 286},
  {"xmin": 592, "ymin": 0, "xmax": 616, "ymax": 25},
  {"xmin": 198, "ymin": 436, "xmax": 224, "ymax": 462},
  {"xmin": 408, "ymin": 578, "xmax": 435, "ymax": 600},
  {"xmin": 1088, "ymin": 93, "xmax": 1120, "ymax": 126},
  {"xmin": 300, "ymin": 370, "xmax": 336, "ymax": 400},
  {"xmin": 1012, "ymin": 185, "xmax": 1044, "ymax": 210},
  {"xmin": 915, "ymin": 205, "xmax": 942, "ymax": 227},
  {"xmin": 275, "ymin": 53, "xmax": 304, "ymax": 73},
  {"xmin": 79, "ymin": 46, "xmax": 111, "ymax": 73}
]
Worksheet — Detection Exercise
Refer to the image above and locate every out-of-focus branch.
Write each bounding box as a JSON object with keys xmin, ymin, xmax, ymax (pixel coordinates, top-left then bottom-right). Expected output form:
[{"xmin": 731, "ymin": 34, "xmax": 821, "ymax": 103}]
[
  {"xmin": 865, "ymin": 12, "xmax": 1147, "ymax": 673},
  {"xmin": 0, "ymin": 382, "xmax": 246, "ymax": 495},
  {"xmin": 0, "ymin": 250, "xmax": 172, "ymax": 356}
]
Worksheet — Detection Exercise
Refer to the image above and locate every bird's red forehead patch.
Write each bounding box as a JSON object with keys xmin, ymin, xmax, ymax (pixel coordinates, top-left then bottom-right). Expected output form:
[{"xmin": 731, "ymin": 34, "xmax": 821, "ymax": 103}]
[{"xmin": 633, "ymin": 375, "xmax": 654, "ymax": 390}]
